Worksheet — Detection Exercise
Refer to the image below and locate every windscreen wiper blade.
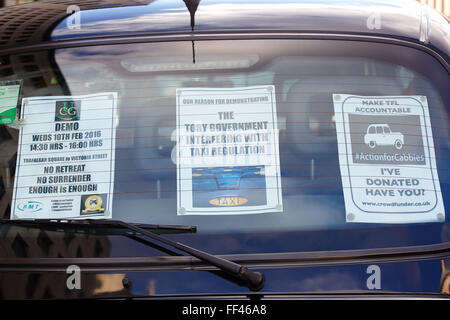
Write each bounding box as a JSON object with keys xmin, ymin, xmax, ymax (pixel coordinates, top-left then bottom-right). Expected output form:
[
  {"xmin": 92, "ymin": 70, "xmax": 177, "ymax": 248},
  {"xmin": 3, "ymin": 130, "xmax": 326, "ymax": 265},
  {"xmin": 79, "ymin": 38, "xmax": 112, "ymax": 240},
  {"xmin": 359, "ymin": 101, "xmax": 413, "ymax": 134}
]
[
  {"xmin": 110, "ymin": 219, "xmax": 265, "ymax": 292},
  {"xmin": 0, "ymin": 218, "xmax": 265, "ymax": 291},
  {"xmin": 0, "ymin": 218, "xmax": 197, "ymax": 235}
]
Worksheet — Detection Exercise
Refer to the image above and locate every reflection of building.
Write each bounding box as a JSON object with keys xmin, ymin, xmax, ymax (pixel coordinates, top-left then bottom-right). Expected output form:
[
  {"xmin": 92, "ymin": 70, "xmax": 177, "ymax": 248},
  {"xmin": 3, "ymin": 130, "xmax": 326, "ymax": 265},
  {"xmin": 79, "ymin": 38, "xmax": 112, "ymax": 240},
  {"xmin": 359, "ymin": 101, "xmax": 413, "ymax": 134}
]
[
  {"xmin": 0, "ymin": 2, "xmax": 68, "ymax": 47},
  {"xmin": 1, "ymin": 0, "xmax": 449, "ymax": 19},
  {"xmin": 0, "ymin": 226, "xmax": 124, "ymax": 299},
  {"xmin": 2, "ymin": 0, "xmax": 154, "ymax": 9},
  {"xmin": 0, "ymin": 0, "xmax": 137, "ymax": 289},
  {"xmin": 416, "ymin": 0, "xmax": 450, "ymax": 20},
  {"xmin": 0, "ymin": 1, "xmax": 155, "ymax": 48},
  {"xmin": 0, "ymin": 271, "xmax": 129, "ymax": 299},
  {"xmin": 0, "ymin": 1, "xmax": 76, "ymax": 101},
  {"xmin": 0, "ymin": 0, "xmax": 155, "ymax": 112},
  {"xmin": 0, "ymin": 57, "xmax": 67, "ymax": 219}
]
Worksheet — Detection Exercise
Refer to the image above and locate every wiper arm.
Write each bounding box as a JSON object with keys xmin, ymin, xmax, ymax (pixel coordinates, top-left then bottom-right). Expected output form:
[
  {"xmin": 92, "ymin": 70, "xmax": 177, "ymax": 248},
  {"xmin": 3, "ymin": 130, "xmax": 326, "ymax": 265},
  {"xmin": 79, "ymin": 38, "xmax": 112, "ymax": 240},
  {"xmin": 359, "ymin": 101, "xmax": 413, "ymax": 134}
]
[
  {"xmin": 109, "ymin": 219, "xmax": 265, "ymax": 292},
  {"xmin": 0, "ymin": 218, "xmax": 265, "ymax": 291},
  {"xmin": 0, "ymin": 218, "xmax": 197, "ymax": 235}
]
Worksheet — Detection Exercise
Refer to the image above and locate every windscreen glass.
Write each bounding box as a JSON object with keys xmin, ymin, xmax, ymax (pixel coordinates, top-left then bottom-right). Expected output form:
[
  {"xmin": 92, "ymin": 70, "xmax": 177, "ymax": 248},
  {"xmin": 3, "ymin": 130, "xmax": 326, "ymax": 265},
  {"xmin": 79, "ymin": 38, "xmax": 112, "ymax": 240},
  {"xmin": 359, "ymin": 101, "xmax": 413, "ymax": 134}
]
[{"xmin": 0, "ymin": 39, "xmax": 449, "ymax": 255}]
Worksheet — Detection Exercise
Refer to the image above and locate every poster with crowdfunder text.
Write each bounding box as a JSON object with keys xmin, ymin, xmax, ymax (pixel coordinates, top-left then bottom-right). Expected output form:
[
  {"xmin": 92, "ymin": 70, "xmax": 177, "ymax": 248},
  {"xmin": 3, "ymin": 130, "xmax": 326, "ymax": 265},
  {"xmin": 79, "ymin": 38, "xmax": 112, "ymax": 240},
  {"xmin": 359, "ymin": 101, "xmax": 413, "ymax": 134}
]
[{"xmin": 333, "ymin": 94, "xmax": 445, "ymax": 223}]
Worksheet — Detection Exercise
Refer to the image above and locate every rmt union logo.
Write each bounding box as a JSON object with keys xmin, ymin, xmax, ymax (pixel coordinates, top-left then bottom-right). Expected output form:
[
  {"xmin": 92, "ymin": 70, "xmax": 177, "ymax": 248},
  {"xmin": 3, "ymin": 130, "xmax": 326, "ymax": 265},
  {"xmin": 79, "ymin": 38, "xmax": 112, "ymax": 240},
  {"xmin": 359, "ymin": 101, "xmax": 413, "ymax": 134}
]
[
  {"xmin": 66, "ymin": 5, "xmax": 81, "ymax": 30},
  {"xmin": 55, "ymin": 100, "xmax": 80, "ymax": 121}
]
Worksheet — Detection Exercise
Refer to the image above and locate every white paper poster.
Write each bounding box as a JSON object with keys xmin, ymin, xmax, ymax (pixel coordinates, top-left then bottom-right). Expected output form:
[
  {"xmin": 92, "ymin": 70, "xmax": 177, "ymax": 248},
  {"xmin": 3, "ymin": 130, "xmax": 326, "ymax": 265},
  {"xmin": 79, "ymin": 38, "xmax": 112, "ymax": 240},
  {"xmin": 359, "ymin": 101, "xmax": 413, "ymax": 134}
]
[
  {"xmin": 11, "ymin": 92, "xmax": 117, "ymax": 220},
  {"xmin": 333, "ymin": 94, "xmax": 445, "ymax": 223},
  {"xmin": 176, "ymin": 86, "xmax": 282, "ymax": 215}
]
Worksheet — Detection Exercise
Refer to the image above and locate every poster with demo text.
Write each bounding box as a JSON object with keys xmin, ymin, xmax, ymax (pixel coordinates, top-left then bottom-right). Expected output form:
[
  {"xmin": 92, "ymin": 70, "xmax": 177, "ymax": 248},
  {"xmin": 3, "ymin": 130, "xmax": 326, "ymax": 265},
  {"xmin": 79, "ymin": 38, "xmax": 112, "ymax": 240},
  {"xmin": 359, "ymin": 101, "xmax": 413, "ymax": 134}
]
[{"xmin": 11, "ymin": 92, "xmax": 117, "ymax": 220}]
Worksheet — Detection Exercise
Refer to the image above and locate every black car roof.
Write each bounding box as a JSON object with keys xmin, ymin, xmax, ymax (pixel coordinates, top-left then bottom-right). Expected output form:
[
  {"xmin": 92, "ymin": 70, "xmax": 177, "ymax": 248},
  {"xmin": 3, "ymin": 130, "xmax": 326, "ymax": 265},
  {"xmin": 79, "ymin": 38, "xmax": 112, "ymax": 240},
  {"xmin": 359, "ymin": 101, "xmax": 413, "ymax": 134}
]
[{"xmin": 0, "ymin": 0, "xmax": 449, "ymax": 58}]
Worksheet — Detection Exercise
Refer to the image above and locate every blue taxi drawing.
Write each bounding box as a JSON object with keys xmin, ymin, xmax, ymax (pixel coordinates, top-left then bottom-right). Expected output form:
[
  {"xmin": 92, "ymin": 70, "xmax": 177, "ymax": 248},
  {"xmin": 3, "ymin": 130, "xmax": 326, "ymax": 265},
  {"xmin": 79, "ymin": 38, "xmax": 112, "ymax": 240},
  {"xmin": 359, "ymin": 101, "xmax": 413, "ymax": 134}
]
[{"xmin": 192, "ymin": 166, "xmax": 267, "ymax": 208}]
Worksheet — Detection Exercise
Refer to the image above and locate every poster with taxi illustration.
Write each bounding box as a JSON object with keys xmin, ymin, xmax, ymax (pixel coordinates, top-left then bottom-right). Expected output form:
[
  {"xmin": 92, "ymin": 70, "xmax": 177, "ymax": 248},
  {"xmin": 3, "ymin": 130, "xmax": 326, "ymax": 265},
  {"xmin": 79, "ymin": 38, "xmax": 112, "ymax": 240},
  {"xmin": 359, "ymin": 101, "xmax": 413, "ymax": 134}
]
[
  {"xmin": 176, "ymin": 86, "xmax": 283, "ymax": 215},
  {"xmin": 192, "ymin": 166, "xmax": 267, "ymax": 208}
]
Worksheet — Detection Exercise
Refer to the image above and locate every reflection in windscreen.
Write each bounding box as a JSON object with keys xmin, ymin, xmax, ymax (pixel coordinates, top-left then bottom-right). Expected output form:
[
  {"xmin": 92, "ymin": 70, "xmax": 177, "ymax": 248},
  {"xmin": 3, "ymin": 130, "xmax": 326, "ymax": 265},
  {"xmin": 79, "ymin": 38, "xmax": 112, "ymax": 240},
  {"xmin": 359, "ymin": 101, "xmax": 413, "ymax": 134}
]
[
  {"xmin": 0, "ymin": 39, "xmax": 444, "ymax": 255},
  {"xmin": 50, "ymin": 40, "xmax": 450, "ymax": 236}
]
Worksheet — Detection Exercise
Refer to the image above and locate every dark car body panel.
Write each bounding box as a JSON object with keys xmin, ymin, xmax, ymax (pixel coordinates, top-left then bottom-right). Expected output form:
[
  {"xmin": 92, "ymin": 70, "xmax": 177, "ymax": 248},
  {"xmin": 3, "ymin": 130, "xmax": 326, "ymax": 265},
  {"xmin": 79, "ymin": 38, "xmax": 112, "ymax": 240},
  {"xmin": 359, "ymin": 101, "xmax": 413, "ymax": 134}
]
[{"xmin": 49, "ymin": 0, "xmax": 448, "ymax": 57}]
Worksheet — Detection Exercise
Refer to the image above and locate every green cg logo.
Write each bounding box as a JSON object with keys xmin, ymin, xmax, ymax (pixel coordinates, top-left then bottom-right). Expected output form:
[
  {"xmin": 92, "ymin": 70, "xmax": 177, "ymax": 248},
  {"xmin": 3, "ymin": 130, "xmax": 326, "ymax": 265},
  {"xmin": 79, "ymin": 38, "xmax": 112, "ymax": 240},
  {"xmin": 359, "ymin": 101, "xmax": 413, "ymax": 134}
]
[{"xmin": 55, "ymin": 100, "xmax": 80, "ymax": 121}]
